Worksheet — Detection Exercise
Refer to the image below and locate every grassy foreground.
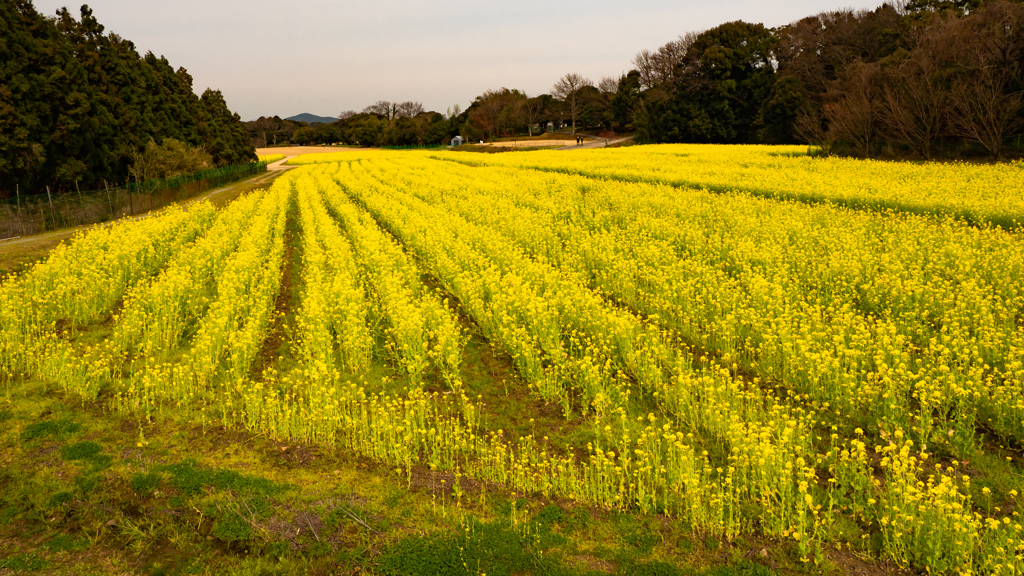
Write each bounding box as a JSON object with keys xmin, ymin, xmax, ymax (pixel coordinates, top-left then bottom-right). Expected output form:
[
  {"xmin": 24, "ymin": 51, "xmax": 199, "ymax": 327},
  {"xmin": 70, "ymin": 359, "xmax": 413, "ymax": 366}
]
[{"xmin": 0, "ymin": 368, "xmax": 863, "ymax": 574}]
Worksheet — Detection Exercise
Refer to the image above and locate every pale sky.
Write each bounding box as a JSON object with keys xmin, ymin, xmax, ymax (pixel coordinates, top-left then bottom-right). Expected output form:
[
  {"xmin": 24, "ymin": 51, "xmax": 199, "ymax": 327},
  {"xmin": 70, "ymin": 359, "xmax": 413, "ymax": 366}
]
[{"xmin": 32, "ymin": 0, "xmax": 887, "ymax": 121}]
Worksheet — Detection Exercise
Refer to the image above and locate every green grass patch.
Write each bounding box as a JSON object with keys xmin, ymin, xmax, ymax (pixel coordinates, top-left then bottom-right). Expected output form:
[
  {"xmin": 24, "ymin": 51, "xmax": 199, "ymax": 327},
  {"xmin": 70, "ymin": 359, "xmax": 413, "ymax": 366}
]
[
  {"xmin": 43, "ymin": 533, "xmax": 90, "ymax": 553},
  {"xmin": 130, "ymin": 472, "xmax": 162, "ymax": 497},
  {"xmin": 0, "ymin": 552, "xmax": 49, "ymax": 572},
  {"xmin": 61, "ymin": 440, "xmax": 102, "ymax": 460},
  {"xmin": 48, "ymin": 491, "xmax": 74, "ymax": 508},
  {"xmin": 158, "ymin": 459, "xmax": 289, "ymax": 498},
  {"xmin": 211, "ymin": 513, "xmax": 252, "ymax": 543},
  {"xmin": 21, "ymin": 419, "xmax": 80, "ymax": 441},
  {"xmin": 378, "ymin": 517, "xmax": 573, "ymax": 576}
]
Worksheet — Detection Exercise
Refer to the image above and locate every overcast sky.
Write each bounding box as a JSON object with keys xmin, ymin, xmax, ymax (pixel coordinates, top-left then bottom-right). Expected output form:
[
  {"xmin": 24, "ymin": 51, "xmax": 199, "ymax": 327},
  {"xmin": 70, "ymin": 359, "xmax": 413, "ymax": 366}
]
[{"xmin": 32, "ymin": 0, "xmax": 886, "ymax": 121}]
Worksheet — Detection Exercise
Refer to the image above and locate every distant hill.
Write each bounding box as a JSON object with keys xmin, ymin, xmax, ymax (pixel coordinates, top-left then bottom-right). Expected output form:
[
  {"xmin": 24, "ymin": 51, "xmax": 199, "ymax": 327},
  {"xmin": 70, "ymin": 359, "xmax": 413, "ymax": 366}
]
[{"xmin": 285, "ymin": 113, "xmax": 338, "ymax": 125}]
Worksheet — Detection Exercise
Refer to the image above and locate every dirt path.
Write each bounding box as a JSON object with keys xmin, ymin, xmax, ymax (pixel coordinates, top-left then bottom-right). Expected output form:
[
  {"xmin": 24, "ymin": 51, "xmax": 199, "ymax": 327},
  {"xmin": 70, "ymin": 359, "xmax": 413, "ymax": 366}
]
[
  {"xmin": 256, "ymin": 146, "xmax": 355, "ymax": 157},
  {"xmin": 556, "ymin": 136, "xmax": 633, "ymax": 150},
  {"xmin": 266, "ymin": 156, "xmax": 298, "ymax": 171}
]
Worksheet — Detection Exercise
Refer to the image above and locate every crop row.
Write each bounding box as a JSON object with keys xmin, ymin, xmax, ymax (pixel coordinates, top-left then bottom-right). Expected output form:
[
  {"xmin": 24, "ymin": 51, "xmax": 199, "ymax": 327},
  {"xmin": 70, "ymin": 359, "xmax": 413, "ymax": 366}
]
[
  {"xmin": 359, "ymin": 156, "xmax": 1024, "ymax": 457},
  {"xmin": 5, "ymin": 150, "xmax": 1024, "ymax": 573},
  {"xmin": 425, "ymin": 145, "xmax": 1024, "ymax": 229}
]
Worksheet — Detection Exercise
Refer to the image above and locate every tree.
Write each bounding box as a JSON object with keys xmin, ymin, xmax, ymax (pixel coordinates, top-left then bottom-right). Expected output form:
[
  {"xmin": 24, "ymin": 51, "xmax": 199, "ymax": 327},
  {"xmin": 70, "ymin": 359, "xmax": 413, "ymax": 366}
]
[
  {"xmin": 636, "ymin": 21, "xmax": 776, "ymax": 144},
  {"xmin": 552, "ymin": 73, "xmax": 593, "ymax": 135},
  {"xmin": 521, "ymin": 97, "xmax": 545, "ymax": 136},
  {"xmin": 464, "ymin": 88, "xmax": 526, "ymax": 140},
  {"xmin": 424, "ymin": 115, "xmax": 449, "ymax": 144},
  {"xmin": 395, "ymin": 101, "xmax": 425, "ymax": 118},
  {"xmin": 199, "ymin": 89, "xmax": 257, "ymax": 166},
  {"xmin": 0, "ymin": 2, "xmax": 253, "ymax": 196},
  {"xmin": 362, "ymin": 100, "xmax": 396, "ymax": 120},
  {"xmin": 686, "ymin": 21, "xmax": 777, "ymax": 143},
  {"xmin": 292, "ymin": 126, "xmax": 315, "ymax": 145},
  {"xmin": 631, "ymin": 33, "xmax": 699, "ymax": 92},
  {"xmin": 878, "ymin": 48, "xmax": 953, "ymax": 160},
  {"xmin": 760, "ymin": 76, "xmax": 804, "ymax": 143},
  {"xmin": 338, "ymin": 110, "xmax": 356, "ymax": 120},
  {"xmin": 944, "ymin": 1, "xmax": 1024, "ymax": 157},
  {"xmin": 611, "ymin": 71, "xmax": 642, "ymax": 129},
  {"xmin": 826, "ymin": 61, "xmax": 882, "ymax": 156},
  {"xmin": 349, "ymin": 116, "xmax": 382, "ymax": 146},
  {"xmin": 128, "ymin": 137, "xmax": 211, "ymax": 183}
]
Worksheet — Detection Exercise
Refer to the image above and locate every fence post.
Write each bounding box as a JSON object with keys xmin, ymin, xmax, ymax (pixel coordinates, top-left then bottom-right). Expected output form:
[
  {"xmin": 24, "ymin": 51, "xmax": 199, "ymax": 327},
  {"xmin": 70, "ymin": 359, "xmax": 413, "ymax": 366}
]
[
  {"xmin": 128, "ymin": 178, "xmax": 135, "ymax": 216},
  {"xmin": 104, "ymin": 180, "xmax": 114, "ymax": 220},
  {"xmin": 62, "ymin": 192, "xmax": 71, "ymax": 229},
  {"xmin": 45, "ymin": 186, "xmax": 57, "ymax": 230},
  {"xmin": 75, "ymin": 180, "xmax": 84, "ymax": 227},
  {"xmin": 16, "ymin": 184, "xmax": 25, "ymax": 237}
]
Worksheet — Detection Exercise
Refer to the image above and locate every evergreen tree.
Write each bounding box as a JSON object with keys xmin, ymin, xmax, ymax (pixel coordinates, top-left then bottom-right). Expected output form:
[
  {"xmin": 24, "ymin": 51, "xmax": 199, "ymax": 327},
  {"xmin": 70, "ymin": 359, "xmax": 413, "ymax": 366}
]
[{"xmin": 0, "ymin": 1, "xmax": 255, "ymax": 196}]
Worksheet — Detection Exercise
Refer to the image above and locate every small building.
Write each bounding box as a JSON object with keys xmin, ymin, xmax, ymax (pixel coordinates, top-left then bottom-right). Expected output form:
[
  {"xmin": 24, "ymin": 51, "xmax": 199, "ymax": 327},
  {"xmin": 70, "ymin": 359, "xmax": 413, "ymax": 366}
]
[{"xmin": 450, "ymin": 136, "xmax": 464, "ymax": 147}]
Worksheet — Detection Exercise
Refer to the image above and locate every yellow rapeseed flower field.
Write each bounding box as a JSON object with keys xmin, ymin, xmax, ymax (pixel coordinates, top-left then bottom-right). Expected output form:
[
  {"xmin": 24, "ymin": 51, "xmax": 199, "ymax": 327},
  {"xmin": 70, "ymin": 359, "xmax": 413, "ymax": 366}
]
[{"xmin": 4, "ymin": 145, "xmax": 1023, "ymax": 574}]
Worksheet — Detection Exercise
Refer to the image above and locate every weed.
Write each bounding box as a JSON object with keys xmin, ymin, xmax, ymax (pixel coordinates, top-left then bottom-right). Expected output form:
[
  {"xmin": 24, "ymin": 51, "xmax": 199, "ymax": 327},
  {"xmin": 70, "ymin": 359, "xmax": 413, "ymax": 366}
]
[
  {"xmin": 0, "ymin": 505, "xmax": 17, "ymax": 524},
  {"xmin": 379, "ymin": 517, "xmax": 568, "ymax": 576},
  {"xmin": 614, "ymin": 513, "xmax": 659, "ymax": 553},
  {"xmin": 702, "ymin": 561, "xmax": 774, "ymax": 576},
  {"xmin": 211, "ymin": 513, "xmax": 252, "ymax": 543},
  {"xmin": 61, "ymin": 440, "xmax": 102, "ymax": 460},
  {"xmin": 130, "ymin": 471, "xmax": 162, "ymax": 497},
  {"xmin": 74, "ymin": 474, "xmax": 99, "ymax": 494},
  {"xmin": 158, "ymin": 459, "xmax": 288, "ymax": 498},
  {"xmin": 43, "ymin": 533, "xmax": 90, "ymax": 553},
  {"xmin": 620, "ymin": 560, "xmax": 688, "ymax": 576},
  {"xmin": 20, "ymin": 419, "xmax": 79, "ymax": 441},
  {"xmin": 0, "ymin": 552, "xmax": 49, "ymax": 571},
  {"xmin": 48, "ymin": 491, "xmax": 74, "ymax": 508},
  {"xmin": 534, "ymin": 503, "xmax": 566, "ymax": 527}
]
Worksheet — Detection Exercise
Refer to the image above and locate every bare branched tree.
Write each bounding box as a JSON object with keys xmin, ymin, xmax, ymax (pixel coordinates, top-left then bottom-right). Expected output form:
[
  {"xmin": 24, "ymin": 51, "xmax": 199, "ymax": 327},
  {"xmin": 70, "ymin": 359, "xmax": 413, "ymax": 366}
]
[
  {"xmin": 552, "ymin": 73, "xmax": 593, "ymax": 135},
  {"xmin": 471, "ymin": 88, "xmax": 526, "ymax": 140},
  {"xmin": 794, "ymin": 108, "xmax": 835, "ymax": 154},
  {"xmin": 598, "ymin": 76, "xmax": 619, "ymax": 93},
  {"xmin": 825, "ymin": 61, "xmax": 881, "ymax": 157},
  {"xmin": 951, "ymin": 70, "xmax": 1023, "ymax": 158},
  {"xmin": 945, "ymin": 2, "xmax": 1024, "ymax": 158},
  {"xmin": 879, "ymin": 53, "xmax": 951, "ymax": 160},
  {"xmin": 631, "ymin": 32, "xmax": 700, "ymax": 91},
  {"xmin": 362, "ymin": 100, "xmax": 396, "ymax": 120},
  {"xmin": 338, "ymin": 110, "xmax": 356, "ymax": 120},
  {"xmin": 521, "ymin": 98, "xmax": 545, "ymax": 137},
  {"xmin": 396, "ymin": 101, "xmax": 425, "ymax": 118}
]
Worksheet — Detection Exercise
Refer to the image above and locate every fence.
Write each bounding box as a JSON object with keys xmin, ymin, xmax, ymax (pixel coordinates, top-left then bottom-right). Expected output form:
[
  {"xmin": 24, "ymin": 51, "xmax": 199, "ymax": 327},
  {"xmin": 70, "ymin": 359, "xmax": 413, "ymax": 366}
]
[
  {"xmin": 379, "ymin": 144, "xmax": 447, "ymax": 151},
  {"xmin": 0, "ymin": 161, "xmax": 267, "ymax": 239}
]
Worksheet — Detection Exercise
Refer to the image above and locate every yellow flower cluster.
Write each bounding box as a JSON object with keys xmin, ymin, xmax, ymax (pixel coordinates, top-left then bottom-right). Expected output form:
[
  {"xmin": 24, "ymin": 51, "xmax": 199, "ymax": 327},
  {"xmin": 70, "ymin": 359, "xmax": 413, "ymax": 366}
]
[
  {"xmin": 0, "ymin": 202, "xmax": 215, "ymax": 397},
  {"xmin": 433, "ymin": 144, "xmax": 1024, "ymax": 228},
  {"xmin": 121, "ymin": 178, "xmax": 290, "ymax": 416},
  {"xmin": 7, "ymin": 145, "xmax": 1023, "ymax": 574}
]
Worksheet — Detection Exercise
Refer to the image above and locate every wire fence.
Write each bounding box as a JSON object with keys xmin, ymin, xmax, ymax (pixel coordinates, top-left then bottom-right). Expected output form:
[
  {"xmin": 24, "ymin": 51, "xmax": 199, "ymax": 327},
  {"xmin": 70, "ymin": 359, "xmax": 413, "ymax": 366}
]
[
  {"xmin": 0, "ymin": 162, "xmax": 267, "ymax": 239},
  {"xmin": 379, "ymin": 144, "xmax": 447, "ymax": 151}
]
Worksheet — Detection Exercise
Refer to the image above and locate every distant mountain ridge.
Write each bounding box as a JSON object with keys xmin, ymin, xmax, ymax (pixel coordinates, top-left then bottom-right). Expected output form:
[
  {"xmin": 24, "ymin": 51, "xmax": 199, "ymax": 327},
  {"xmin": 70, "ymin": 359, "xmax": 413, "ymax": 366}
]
[{"xmin": 285, "ymin": 113, "xmax": 338, "ymax": 125}]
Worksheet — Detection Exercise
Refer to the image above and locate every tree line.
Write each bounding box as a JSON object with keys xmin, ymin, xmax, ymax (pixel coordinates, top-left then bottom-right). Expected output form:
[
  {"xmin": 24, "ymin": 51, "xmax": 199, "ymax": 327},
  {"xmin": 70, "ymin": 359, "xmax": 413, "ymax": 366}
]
[
  {"xmin": 0, "ymin": 1, "xmax": 256, "ymax": 199},
  {"xmin": 261, "ymin": 0, "xmax": 1022, "ymax": 160},
  {"xmin": 246, "ymin": 102, "xmax": 455, "ymax": 148},
  {"xmin": 246, "ymin": 87, "xmax": 624, "ymax": 150},
  {"xmin": 631, "ymin": 0, "xmax": 1024, "ymax": 158}
]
